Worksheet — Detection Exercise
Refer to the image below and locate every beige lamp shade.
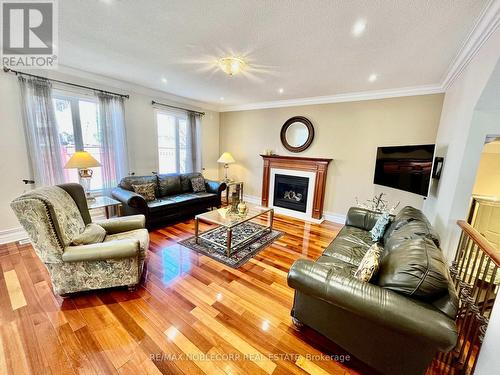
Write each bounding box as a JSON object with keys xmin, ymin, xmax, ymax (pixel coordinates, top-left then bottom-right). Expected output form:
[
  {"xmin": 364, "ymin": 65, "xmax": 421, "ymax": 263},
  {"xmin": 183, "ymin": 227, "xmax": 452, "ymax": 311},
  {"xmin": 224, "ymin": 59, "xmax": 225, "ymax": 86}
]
[
  {"xmin": 217, "ymin": 152, "xmax": 236, "ymax": 164},
  {"xmin": 64, "ymin": 151, "xmax": 101, "ymax": 169}
]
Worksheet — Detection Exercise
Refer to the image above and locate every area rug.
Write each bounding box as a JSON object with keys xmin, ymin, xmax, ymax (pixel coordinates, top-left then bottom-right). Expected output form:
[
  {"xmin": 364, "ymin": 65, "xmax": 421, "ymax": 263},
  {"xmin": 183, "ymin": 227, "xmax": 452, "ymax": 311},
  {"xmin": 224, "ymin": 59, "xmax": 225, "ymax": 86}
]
[{"xmin": 179, "ymin": 222, "xmax": 283, "ymax": 268}]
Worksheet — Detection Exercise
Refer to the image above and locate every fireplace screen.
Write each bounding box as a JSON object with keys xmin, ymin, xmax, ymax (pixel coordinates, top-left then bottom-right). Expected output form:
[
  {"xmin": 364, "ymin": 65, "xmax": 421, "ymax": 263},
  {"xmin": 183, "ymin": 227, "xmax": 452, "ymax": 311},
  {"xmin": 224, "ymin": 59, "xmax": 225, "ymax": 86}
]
[{"xmin": 273, "ymin": 174, "xmax": 309, "ymax": 213}]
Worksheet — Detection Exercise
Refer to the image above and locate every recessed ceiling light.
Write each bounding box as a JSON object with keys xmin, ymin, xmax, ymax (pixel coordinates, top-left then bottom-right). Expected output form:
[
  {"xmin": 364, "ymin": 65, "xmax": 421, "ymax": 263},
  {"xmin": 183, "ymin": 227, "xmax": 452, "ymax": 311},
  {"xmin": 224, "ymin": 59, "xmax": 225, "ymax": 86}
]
[
  {"xmin": 278, "ymin": 88, "xmax": 284, "ymax": 94},
  {"xmin": 368, "ymin": 74, "xmax": 378, "ymax": 82},
  {"xmin": 352, "ymin": 20, "xmax": 367, "ymax": 36},
  {"xmin": 220, "ymin": 97, "xmax": 224, "ymax": 101},
  {"xmin": 161, "ymin": 77, "xmax": 167, "ymax": 83},
  {"xmin": 218, "ymin": 56, "xmax": 246, "ymax": 76}
]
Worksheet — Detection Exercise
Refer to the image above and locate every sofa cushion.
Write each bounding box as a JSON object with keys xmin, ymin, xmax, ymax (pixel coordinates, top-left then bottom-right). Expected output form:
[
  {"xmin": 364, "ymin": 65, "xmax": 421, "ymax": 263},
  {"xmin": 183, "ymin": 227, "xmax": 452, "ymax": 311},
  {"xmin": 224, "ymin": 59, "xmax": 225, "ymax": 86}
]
[
  {"xmin": 322, "ymin": 226, "xmax": 372, "ymax": 266},
  {"xmin": 383, "ymin": 206, "xmax": 440, "ymax": 246},
  {"xmin": 385, "ymin": 220, "xmax": 440, "ymax": 253},
  {"xmin": 132, "ymin": 183, "xmax": 156, "ymax": 202},
  {"xmin": 119, "ymin": 175, "xmax": 158, "ymax": 192},
  {"xmin": 71, "ymin": 223, "xmax": 106, "ymax": 245},
  {"xmin": 377, "ymin": 237, "xmax": 450, "ymax": 301},
  {"xmin": 180, "ymin": 172, "xmax": 203, "ymax": 193},
  {"xmin": 191, "ymin": 176, "xmax": 206, "ymax": 192},
  {"xmin": 104, "ymin": 228, "xmax": 149, "ymax": 256},
  {"xmin": 158, "ymin": 174, "xmax": 182, "ymax": 196},
  {"xmin": 354, "ymin": 243, "xmax": 383, "ymax": 282},
  {"xmin": 370, "ymin": 212, "xmax": 391, "ymax": 241}
]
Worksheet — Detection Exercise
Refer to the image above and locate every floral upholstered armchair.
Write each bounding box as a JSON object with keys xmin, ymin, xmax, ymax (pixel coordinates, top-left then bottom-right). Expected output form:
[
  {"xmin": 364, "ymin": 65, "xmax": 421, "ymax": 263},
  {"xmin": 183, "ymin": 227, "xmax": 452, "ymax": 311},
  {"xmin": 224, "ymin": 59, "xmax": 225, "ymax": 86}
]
[{"xmin": 11, "ymin": 183, "xmax": 149, "ymax": 295}]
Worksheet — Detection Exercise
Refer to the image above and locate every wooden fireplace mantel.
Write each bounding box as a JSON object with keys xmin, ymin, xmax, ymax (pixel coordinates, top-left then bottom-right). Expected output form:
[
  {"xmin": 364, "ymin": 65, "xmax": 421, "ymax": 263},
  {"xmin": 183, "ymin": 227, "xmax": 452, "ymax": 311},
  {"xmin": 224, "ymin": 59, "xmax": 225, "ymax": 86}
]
[{"xmin": 260, "ymin": 155, "xmax": 332, "ymax": 219}]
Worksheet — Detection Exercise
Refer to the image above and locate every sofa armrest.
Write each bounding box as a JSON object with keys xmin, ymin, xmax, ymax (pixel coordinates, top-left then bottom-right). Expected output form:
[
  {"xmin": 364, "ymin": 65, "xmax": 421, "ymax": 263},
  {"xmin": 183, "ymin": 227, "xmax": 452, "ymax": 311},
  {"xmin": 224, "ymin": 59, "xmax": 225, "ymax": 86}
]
[
  {"xmin": 206, "ymin": 180, "xmax": 226, "ymax": 195},
  {"xmin": 345, "ymin": 207, "xmax": 388, "ymax": 231},
  {"xmin": 287, "ymin": 259, "xmax": 457, "ymax": 351},
  {"xmin": 111, "ymin": 187, "xmax": 147, "ymax": 210},
  {"xmin": 62, "ymin": 239, "xmax": 139, "ymax": 262},
  {"xmin": 95, "ymin": 215, "xmax": 146, "ymax": 235}
]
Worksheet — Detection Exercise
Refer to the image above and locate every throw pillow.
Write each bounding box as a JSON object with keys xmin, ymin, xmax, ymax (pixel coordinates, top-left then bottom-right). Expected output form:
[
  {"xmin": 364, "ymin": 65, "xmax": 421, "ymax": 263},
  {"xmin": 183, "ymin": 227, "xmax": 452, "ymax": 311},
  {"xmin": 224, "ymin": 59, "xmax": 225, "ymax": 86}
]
[
  {"xmin": 370, "ymin": 212, "xmax": 391, "ymax": 241},
  {"xmin": 132, "ymin": 183, "xmax": 156, "ymax": 202},
  {"xmin": 71, "ymin": 223, "xmax": 106, "ymax": 246},
  {"xmin": 191, "ymin": 176, "xmax": 206, "ymax": 193},
  {"xmin": 354, "ymin": 243, "xmax": 383, "ymax": 282}
]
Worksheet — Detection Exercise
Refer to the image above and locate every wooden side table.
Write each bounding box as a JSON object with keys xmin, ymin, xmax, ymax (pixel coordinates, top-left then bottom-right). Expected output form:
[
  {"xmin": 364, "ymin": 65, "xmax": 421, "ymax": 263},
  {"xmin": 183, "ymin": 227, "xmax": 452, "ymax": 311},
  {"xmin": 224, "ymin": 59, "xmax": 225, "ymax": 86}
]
[
  {"xmin": 88, "ymin": 196, "xmax": 122, "ymax": 218},
  {"xmin": 223, "ymin": 181, "xmax": 244, "ymax": 204}
]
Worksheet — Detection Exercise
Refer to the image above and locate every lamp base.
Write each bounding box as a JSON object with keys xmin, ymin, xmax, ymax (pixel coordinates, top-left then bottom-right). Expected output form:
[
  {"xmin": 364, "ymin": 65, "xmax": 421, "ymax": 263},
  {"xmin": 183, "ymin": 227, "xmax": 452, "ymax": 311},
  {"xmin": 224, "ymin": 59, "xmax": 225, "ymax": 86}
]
[
  {"xmin": 78, "ymin": 170, "xmax": 94, "ymax": 201},
  {"xmin": 223, "ymin": 164, "xmax": 231, "ymax": 182}
]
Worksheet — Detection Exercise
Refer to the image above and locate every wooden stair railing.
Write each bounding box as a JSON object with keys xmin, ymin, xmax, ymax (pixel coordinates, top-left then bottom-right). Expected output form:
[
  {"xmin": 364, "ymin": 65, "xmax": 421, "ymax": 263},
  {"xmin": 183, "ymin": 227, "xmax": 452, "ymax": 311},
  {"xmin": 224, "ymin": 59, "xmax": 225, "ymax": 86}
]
[{"xmin": 432, "ymin": 220, "xmax": 500, "ymax": 374}]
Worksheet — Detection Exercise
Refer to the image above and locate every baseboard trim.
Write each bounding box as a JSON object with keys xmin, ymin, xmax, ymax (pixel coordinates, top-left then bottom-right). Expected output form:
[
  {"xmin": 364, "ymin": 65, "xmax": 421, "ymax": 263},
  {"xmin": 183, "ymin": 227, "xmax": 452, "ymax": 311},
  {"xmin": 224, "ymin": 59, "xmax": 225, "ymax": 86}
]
[
  {"xmin": 242, "ymin": 194, "xmax": 261, "ymax": 205},
  {"xmin": 323, "ymin": 212, "xmax": 347, "ymax": 224},
  {"xmin": 243, "ymin": 194, "xmax": 346, "ymax": 224},
  {"xmin": 0, "ymin": 227, "xmax": 28, "ymax": 245}
]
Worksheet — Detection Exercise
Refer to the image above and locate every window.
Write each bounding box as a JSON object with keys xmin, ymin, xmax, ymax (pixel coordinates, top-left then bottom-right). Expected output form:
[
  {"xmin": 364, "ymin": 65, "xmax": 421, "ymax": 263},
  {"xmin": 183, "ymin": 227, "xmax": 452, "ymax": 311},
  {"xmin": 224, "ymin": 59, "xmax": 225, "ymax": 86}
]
[
  {"xmin": 156, "ymin": 110, "xmax": 192, "ymax": 174},
  {"xmin": 53, "ymin": 94, "xmax": 104, "ymax": 191}
]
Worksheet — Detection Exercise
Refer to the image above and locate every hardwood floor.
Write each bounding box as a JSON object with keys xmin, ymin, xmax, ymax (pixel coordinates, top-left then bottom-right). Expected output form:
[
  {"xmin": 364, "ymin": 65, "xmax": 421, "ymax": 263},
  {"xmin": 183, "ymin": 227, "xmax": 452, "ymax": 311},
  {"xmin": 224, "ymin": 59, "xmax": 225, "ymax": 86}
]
[{"xmin": 0, "ymin": 214, "xmax": 385, "ymax": 374}]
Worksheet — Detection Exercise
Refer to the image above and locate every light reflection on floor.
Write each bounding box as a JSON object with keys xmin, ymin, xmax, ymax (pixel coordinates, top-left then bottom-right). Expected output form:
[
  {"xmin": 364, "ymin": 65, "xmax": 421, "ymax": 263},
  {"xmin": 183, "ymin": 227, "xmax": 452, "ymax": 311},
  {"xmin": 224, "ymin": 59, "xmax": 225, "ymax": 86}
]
[{"xmin": 160, "ymin": 244, "xmax": 192, "ymax": 285}]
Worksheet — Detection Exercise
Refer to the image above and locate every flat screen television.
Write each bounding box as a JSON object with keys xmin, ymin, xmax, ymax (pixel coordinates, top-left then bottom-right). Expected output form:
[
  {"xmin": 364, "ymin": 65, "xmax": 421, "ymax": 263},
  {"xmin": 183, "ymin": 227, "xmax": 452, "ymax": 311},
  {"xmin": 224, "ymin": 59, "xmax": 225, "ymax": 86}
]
[{"xmin": 374, "ymin": 144, "xmax": 435, "ymax": 196}]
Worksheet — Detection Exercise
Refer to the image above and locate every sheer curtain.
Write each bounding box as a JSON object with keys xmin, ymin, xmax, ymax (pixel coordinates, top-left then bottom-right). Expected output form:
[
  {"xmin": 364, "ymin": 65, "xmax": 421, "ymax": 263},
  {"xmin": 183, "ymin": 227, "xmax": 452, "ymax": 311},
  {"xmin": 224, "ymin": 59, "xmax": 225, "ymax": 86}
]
[
  {"xmin": 18, "ymin": 76, "xmax": 65, "ymax": 187},
  {"xmin": 185, "ymin": 112, "xmax": 202, "ymax": 173},
  {"xmin": 96, "ymin": 92, "xmax": 129, "ymax": 194}
]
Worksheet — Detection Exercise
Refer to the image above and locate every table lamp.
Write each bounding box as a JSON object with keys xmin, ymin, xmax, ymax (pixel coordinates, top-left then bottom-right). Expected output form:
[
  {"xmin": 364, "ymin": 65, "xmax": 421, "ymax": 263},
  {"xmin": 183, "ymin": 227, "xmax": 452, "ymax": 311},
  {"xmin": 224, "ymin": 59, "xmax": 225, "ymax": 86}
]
[
  {"xmin": 217, "ymin": 152, "xmax": 235, "ymax": 182},
  {"xmin": 64, "ymin": 151, "xmax": 101, "ymax": 200}
]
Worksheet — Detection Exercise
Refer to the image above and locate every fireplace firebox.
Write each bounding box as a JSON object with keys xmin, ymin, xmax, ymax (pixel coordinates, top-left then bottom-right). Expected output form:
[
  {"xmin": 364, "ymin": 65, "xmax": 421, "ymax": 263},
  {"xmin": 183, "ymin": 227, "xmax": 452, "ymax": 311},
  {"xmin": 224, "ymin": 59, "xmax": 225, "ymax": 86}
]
[{"xmin": 273, "ymin": 174, "xmax": 309, "ymax": 213}]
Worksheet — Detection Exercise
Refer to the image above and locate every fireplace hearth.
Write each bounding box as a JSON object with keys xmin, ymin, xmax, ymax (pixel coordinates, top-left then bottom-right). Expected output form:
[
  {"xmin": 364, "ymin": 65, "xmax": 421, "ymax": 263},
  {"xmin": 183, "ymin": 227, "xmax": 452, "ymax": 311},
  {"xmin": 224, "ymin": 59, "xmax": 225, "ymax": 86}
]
[{"xmin": 273, "ymin": 174, "xmax": 309, "ymax": 213}]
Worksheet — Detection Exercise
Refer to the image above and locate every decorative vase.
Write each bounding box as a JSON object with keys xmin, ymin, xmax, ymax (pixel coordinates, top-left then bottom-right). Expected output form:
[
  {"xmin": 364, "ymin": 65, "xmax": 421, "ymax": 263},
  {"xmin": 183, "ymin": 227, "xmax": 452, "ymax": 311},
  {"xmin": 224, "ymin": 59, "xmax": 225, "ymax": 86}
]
[{"xmin": 237, "ymin": 201, "xmax": 247, "ymax": 215}]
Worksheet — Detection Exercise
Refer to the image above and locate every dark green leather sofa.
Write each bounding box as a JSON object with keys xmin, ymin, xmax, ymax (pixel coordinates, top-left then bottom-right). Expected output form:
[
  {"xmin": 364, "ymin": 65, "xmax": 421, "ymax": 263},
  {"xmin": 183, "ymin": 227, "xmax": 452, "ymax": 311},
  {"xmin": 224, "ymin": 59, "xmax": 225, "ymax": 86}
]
[
  {"xmin": 287, "ymin": 206, "xmax": 458, "ymax": 375},
  {"xmin": 112, "ymin": 173, "xmax": 225, "ymax": 228}
]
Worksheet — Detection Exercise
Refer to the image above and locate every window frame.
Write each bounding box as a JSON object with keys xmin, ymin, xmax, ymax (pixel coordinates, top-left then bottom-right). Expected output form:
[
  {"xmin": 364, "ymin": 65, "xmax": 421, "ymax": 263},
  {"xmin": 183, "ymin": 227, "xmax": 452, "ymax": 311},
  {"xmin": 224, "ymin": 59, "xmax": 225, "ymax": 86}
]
[
  {"xmin": 53, "ymin": 91, "xmax": 104, "ymax": 192},
  {"xmin": 155, "ymin": 108, "xmax": 189, "ymax": 174}
]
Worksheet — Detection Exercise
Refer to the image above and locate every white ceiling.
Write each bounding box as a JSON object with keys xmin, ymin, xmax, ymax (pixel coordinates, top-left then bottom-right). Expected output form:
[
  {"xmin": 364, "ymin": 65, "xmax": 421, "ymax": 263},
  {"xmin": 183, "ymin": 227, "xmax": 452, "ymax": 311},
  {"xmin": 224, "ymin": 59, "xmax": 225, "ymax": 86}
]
[{"xmin": 59, "ymin": 0, "xmax": 490, "ymax": 109}]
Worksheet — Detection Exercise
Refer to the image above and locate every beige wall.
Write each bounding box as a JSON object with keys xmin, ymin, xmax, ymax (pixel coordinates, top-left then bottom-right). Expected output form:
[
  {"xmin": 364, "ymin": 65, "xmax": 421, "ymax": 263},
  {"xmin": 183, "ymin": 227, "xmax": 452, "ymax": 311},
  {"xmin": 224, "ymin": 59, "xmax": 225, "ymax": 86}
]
[
  {"xmin": 473, "ymin": 140, "xmax": 500, "ymax": 197},
  {"xmin": 220, "ymin": 94, "xmax": 444, "ymax": 219}
]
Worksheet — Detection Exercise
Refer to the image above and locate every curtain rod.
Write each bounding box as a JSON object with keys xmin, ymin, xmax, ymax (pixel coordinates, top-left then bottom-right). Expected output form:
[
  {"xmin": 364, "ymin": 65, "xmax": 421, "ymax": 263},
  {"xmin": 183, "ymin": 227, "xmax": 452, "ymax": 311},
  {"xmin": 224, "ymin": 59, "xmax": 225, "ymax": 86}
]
[
  {"xmin": 152, "ymin": 100, "xmax": 205, "ymax": 116},
  {"xmin": 3, "ymin": 67, "xmax": 130, "ymax": 99}
]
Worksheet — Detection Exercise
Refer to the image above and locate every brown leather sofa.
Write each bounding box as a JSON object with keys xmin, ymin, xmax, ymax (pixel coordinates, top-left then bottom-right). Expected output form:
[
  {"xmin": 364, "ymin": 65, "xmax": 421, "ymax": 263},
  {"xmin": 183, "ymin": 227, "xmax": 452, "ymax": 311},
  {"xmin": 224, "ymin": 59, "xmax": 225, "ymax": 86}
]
[
  {"xmin": 287, "ymin": 206, "xmax": 458, "ymax": 375},
  {"xmin": 112, "ymin": 173, "xmax": 226, "ymax": 228}
]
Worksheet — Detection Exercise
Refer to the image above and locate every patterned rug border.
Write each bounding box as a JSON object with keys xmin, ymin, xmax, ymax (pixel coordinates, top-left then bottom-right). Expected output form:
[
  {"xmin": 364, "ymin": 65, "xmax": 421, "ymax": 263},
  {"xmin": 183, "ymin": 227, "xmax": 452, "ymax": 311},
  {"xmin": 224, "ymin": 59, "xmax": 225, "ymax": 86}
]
[{"xmin": 179, "ymin": 224, "xmax": 283, "ymax": 268}]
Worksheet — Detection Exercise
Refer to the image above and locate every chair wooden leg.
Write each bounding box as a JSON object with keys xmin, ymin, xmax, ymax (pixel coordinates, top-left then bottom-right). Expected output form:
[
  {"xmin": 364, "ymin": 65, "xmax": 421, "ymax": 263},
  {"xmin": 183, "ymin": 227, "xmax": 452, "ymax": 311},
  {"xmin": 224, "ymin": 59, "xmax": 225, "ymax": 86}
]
[
  {"xmin": 127, "ymin": 284, "xmax": 137, "ymax": 291},
  {"xmin": 292, "ymin": 317, "xmax": 304, "ymax": 329}
]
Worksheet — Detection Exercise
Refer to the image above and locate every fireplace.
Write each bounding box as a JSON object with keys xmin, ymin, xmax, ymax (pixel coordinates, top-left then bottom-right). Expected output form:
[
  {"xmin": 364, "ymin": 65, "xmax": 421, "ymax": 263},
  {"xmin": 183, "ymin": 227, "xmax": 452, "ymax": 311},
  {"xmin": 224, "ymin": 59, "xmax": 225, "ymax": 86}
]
[
  {"xmin": 261, "ymin": 155, "xmax": 332, "ymax": 221},
  {"xmin": 273, "ymin": 174, "xmax": 309, "ymax": 213}
]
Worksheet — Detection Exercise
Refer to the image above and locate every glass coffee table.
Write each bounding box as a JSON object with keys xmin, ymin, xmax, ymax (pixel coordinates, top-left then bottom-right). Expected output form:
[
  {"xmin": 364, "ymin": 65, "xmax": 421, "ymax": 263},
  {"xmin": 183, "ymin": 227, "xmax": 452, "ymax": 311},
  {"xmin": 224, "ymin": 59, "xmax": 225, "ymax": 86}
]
[{"xmin": 194, "ymin": 203, "xmax": 274, "ymax": 257}]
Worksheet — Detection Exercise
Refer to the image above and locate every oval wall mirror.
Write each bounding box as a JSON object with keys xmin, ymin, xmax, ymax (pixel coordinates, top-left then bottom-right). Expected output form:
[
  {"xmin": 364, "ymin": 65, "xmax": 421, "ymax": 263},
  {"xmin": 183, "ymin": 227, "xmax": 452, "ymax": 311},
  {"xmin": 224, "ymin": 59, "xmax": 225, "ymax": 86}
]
[{"xmin": 280, "ymin": 116, "xmax": 315, "ymax": 152}]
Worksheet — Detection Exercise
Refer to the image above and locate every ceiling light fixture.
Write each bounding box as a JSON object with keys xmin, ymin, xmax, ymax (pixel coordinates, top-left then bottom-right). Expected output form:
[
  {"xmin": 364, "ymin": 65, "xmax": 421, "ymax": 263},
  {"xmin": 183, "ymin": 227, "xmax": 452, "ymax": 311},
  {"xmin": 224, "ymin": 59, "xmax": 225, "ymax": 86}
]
[
  {"xmin": 352, "ymin": 20, "xmax": 367, "ymax": 36},
  {"xmin": 278, "ymin": 88, "xmax": 284, "ymax": 94},
  {"xmin": 161, "ymin": 77, "xmax": 167, "ymax": 83},
  {"xmin": 218, "ymin": 56, "xmax": 246, "ymax": 76},
  {"xmin": 368, "ymin": 74, "xmax": 378, "ymax": 82}
]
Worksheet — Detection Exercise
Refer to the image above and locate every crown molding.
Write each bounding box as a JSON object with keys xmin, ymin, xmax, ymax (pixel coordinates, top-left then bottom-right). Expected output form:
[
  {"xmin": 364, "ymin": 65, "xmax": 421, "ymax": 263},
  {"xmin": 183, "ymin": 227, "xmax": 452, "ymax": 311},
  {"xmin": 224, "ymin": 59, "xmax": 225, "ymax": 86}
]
[
  {"xmin": 441, "ymin": 0, "xmax": 500, "ymax": 90},
  {"xmin": 219, "ymin": 84, "xmax": 443, "ymax": 112}
]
